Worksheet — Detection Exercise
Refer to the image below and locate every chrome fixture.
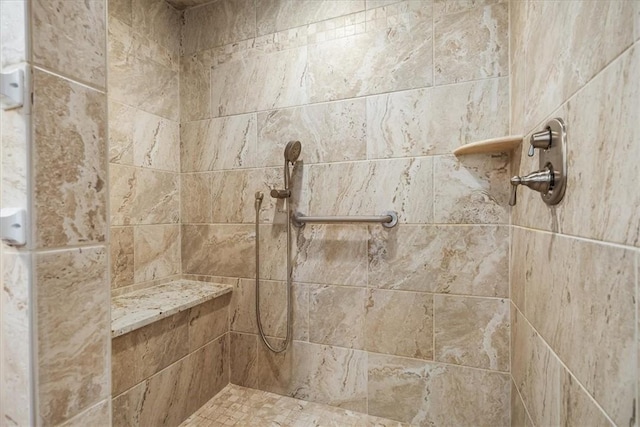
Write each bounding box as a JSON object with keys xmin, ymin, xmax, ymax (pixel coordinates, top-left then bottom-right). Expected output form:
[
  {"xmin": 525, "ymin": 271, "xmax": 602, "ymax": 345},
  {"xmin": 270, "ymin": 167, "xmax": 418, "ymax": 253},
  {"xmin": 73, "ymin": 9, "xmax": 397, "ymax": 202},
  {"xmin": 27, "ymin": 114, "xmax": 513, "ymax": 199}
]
[
  {"xmin": 270, "ymin": 140, "xmax": 301, "ymax": 199},
  {"xmin": 510, "ymin": 118, "xmax": 567, "ymax": 206},
  {"xmin": 293, "ymin": 211, "xmax": 398, "ymax": 228},
  {"xmin": 255, "ymin": 140, "xmax": 301, "ymax": 353}
]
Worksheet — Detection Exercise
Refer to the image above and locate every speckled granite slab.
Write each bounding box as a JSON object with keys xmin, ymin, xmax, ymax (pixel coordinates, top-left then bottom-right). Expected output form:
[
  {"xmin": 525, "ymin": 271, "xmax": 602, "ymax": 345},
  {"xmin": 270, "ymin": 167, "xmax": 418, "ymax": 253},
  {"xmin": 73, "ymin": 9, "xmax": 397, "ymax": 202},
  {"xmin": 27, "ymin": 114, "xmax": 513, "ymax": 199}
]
[{"xmin": 111, "ymin": 280, "xmax": 233, "ymax": 337}]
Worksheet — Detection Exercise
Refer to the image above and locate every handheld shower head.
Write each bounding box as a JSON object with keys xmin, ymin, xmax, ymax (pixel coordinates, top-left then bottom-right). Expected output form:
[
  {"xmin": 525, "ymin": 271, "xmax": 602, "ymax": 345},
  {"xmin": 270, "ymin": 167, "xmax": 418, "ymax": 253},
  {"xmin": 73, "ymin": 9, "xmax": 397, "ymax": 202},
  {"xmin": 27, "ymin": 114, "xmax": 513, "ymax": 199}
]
[{"xmin": 284, "ymin": 140, "xmax": 301, "ymax": 164}]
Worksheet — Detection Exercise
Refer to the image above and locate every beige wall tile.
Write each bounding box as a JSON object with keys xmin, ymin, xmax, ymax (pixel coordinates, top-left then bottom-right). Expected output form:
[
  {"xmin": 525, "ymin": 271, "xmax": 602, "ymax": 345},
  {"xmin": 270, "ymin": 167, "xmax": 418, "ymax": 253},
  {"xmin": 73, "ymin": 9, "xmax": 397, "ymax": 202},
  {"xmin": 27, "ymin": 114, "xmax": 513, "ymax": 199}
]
[
  {"xmin": 58, "ymin": 399, "xmax": 111, "ymax": 427},
  {"xmin": 230, "ymin": 332, "xmax": 258, "ymax": 388},
  {"xmin": 368, "ymin": 354, "xmax": 510, "ymax": 425},
  {"xmin": 365, "ymin": 289, "xmax": 433, "ymax": 359},
  {"xmin": 131, "ymin": 0, "xmax": 181, "ymax": 54},
  {"xmin": 181, "ymin": 174, "xmax": 212, "ymax": 224},
  {"xmin": 1, "ymin": 104, "xmax": 29, "ymax": 210},
  {"xmin": 181, "ymin": 114, "xmax": 257, "ymax": 172},
  {"xmin": 434, "ymin": 3, "xmax": 508, "ymax": 85},
  {"xmin": 433, "ymin": 0, "xmax": 504, "ymax": 16},
  {"xmin": 108, "ymin": 100, "xmax": 135, "ymax": 165},
  {"xmin": 298, "ymin": 157, "xmax": 433, "ymax": 223},
  {"xmin": 182, "ymin": 0, "xmax": 255, "ymax": 55},
  {"xmin": 367, "ymin": 78, "xmax": 509, "ymax": 158},
  {"xmin": 309, "ymin": 285, "xmax": 366, "ymax": 349},
  {"xmin": 434, "ymin": 295, "xmax": 509, "ymax": 371},
  {"xmin": 369, "ymin": 225, "xmax": 509, "ymax": 297},
  {"xmin": 308, "ymin": 6, "xmax": 432, "ymax": 102},
  {"xmin": 366, "ymin": 0, "xmax": 400, "ymax": 9},
  {"xmin": 512, "ymin": 229, "xmax": 635, "ymax": 426},
  {"xmin": 35, "ymin": 248, "xmax": 109, "ymax": 425},
  {"xmin": 511, "ymin": 305, "xmax": 560, "ymax": 427},
  {"xmin": 133, "ymin": 224, "xmax": 180, "ymax": 283},
  {"xmin": 257, "ymin": 100, "xmax": 367, "ymax": 166},
  {"xmin": 112, "ymin": 335, "xmax": 228, "ymax": 427},
  {"xmin": 1, "ymin": 252, "xmax": 31, "ymax": 427},
  {"xmin": 32, "ymin": 0, "xmax": 106, "ymax": 87},
  {"xmin": 230, "ymin": 278, "xmax": 258, "ymax": 334},
  {"xmin": 523, "ymin": 0, "xmax": 634, "ymax": 132},
  {"xmin": 511, "ymin": 379, "xmax": 531, "ymax": 427},
  {"xmin": 509, "ymin": 0, "xmax": 527, "ymax": 136},
  {"xmin": 180, "ymin": 51, "xmax": 212, "ymax": 122},
  {"xmin": 110, "ymin": 226, "xmax": 134, "ymax": 289},
  {"xmin": 293, "ymin": 225, "xmax": 368, "ymax": 287},
  {"xmin": 258, "ymin": 340, "xmax": 367, "ymax": 412},
  {"xmin": 257, "ymin": 0, "xmax": 365, "ymax": 36},
  {"xmin": 188, "ymin": 294, "xmax": 231, "ymax": 352},
  {"xmin": 110, "ymin": 165, "xmax": 179, "ymax": 225},
  {"xmin": 112, "ymin": 311, "xmax": 189, "ymax": 396},
  {"xmin": 33, "ymin": 70, "xmax": 107, "ymax": 248},
  {"xmin": 0, "ymin": 0, "xmax": 27, "ymax": 68},
  {"xmin": 433, "ymin": 154, "xmax": 509, "ymax": 224},
  {"xmin": 211, "ymin": 46, "xmax": 308, "ymax": 117},
  {"xmin": 109, "ymin": 0, "xmax": 132, "ymax": 25},
  {"xmin": 560, "ymin": 369, "xmax": 613, "ymax": 427}
]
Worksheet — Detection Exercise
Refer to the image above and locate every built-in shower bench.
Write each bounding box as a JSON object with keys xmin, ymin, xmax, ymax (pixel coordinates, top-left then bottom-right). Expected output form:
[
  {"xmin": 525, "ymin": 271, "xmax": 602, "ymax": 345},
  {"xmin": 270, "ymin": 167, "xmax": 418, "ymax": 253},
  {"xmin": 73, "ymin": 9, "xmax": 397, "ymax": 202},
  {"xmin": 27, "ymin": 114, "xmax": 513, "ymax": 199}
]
[{"xmin": 111, "ymin": 279, "xmax": 233, "ymax": 337}]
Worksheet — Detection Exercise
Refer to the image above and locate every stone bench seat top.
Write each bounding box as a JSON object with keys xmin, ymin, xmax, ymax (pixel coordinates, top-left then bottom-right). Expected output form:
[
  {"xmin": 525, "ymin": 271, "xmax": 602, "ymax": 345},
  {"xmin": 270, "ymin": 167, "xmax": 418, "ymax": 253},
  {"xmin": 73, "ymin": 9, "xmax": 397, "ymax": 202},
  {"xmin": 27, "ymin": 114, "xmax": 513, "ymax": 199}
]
[{"xmin": 111, "ymin": 280, "xmax": 233, "ymax": 338}]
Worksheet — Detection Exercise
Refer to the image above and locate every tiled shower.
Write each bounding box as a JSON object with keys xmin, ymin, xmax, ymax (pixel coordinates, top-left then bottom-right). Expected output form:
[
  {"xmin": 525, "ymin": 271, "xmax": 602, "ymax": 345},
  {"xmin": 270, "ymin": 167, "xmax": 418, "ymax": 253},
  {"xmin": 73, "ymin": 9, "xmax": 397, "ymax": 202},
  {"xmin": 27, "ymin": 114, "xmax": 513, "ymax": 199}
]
[{"xmin": 0, "ymin": 0, "xmax": 638, "ymax": 426}]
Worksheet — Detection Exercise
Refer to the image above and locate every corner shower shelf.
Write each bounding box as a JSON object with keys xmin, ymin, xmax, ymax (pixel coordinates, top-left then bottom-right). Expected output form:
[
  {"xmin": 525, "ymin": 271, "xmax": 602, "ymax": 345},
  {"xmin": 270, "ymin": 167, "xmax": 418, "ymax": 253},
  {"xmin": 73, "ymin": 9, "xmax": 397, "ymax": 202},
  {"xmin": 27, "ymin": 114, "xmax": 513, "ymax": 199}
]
[
  {"xmin": 111, "ymin": 280, "xmax": 233, "ymax": 337},
  {"xmin": 453, "ymin": 135, "xmax": 523, "ymax": 156}
]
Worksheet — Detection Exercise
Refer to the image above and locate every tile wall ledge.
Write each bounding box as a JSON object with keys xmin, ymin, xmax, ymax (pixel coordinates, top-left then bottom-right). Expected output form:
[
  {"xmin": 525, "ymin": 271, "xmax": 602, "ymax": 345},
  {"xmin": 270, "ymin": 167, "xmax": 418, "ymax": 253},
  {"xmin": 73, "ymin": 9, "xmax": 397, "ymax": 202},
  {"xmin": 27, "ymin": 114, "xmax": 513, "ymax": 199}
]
[
  {"xmin": 111, "ymin": 279, "xmax": 233, "ymax": 337},
  {"xmin": 453, "ymin": 135, "xmax": 523, "ymax": 156}
]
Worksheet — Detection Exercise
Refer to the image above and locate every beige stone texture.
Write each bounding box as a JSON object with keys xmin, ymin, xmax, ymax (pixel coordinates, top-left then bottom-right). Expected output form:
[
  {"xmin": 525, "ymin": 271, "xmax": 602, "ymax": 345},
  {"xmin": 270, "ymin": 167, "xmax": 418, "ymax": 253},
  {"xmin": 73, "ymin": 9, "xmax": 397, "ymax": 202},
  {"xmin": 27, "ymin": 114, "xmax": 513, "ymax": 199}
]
[
  {"xmin": 188, "ymin": 294, "xmax": 231, "ymax": 352},
  {"xmin": 309, "ymin": 285, "xmax": 366, "ymax": 349},
  {"xmin": 133, "ymin": 224, "xmax": 180, "ymax": 283},
  {"xmin": 110, "ymin": 226, "xmax": 134, "ymax": 289},
  {"xmin": 229, "ymin": 333, "xmax": 259, "ymax": 389},
  {"xmin": 58, "ymin": 399, "xmax": 111, "ymax": 427},
  {"xmin": 181, "ymin": 174, "xmax": 212, "ymax": 224}
]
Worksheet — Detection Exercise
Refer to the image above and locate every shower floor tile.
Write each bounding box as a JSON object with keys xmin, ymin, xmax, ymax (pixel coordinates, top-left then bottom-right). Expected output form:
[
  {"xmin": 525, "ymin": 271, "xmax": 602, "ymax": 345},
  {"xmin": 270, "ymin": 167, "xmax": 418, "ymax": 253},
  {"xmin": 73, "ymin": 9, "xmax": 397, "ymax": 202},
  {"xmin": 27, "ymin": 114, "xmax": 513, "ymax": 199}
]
[{"xmin": 180, "ymin": 384, "xmax": 410, "ymax": 427}]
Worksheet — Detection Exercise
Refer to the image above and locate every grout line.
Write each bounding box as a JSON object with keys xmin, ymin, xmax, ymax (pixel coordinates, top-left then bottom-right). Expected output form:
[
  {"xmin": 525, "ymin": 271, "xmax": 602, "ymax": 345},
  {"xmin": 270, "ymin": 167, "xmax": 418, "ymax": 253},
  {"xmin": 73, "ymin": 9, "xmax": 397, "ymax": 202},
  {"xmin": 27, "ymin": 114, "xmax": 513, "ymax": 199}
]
[
  {"xmin": 31, "ymin": 65, "xmax": 106, "ymax": 94},
  {"xmin": 511, "ymin": 372, "xmax": 535, "ymax": 427},
  {"xmin": 512, "ymin": 224, "xmax": 640, "ymax": 252}
]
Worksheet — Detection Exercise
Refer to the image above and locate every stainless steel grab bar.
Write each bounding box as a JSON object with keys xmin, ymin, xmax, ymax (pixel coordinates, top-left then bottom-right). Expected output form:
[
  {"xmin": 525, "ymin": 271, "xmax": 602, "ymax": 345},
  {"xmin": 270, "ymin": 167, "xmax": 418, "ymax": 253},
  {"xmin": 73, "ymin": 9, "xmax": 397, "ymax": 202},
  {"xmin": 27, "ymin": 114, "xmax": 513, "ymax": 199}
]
[{"xmin": 292, "ymin": 211, "xmax": 398, "ymax": 228}]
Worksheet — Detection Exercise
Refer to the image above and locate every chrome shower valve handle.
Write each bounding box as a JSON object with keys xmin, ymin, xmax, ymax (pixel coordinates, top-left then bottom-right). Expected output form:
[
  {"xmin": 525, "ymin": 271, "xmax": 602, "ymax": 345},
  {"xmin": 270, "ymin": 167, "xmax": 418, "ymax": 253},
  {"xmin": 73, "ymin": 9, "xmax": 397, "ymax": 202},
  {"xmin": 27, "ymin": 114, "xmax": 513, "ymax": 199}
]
[{"xmin": 509, "ymin": 167, "xmax": 553, "ymax": 206}]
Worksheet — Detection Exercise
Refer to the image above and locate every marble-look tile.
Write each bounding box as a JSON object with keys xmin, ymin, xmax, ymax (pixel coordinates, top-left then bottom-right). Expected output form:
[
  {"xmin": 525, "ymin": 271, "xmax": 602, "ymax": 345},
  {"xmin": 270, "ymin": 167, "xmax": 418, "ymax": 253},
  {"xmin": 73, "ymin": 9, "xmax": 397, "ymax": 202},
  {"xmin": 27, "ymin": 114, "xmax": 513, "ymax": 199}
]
[
  {"xmin": 434, "ymin": 295, "xmax": 509, "ymax": 371},
  {"xmin": 1, "ymin": 102, "xmax": 28, "ymax": 210},
  {"xmin": 166, "ymin": 0, "xmax": 211, "ymax": 9},
  {"xmin": 230, "ymin": 279, "xmax": 309, "ymax": 341},
  {"xmin": 309, "ymin": 285, "xmax": 366, "ymax": 349},
  {"xmin": 110, "ymin": 226, "xmax": 134, "ymax": 289},
  {"xmin": 434, "ymin": 3, "xmax": 507, "ymax": 85},
  {"xmin": 110, "ymin": 164, "xmax": 179, "ymax": 225},
  {"xmin": 366, "ymin": 0, "xmax": 400, "ymax": 9},
  {"xmin": 257, "ymin": 0, "xmax": 365, "ymax": 36},
  {"xmin": 298, "ymin": 157, "xmax": 433, "ymax": 223},
  {"xmin": 509, "ymin": 0, "xmax": 527, "ymax": 136},
  {"xmin": 35, "ymin": 247, "xmax": 109, "ymax": 425},
  {"xmin": 308, "ymin": 5, "xmax": 432, "ymax": 102},
  {"xmin": 188, "ymin": 294, "xmax": 231, "ymax": 352},
  {"xmin": 433, "ymin": 154, "xmax": 509, "ymax": 224},
  {"xmin": 512, "ymin": 228, "xmax": 636, "ymax": 426},
  {"xmin": 635, "ymin": 0, "xmax": 640, "ymax": 42},
  {"xmin": 133, "ymin": 225, "xmax": 180, "ymax": 283},
  {"xmin": 126, "ymin": 108, "xmax": 179, "ymax": 172},
  {"xmin": 182, "ymin": 224, "xmax": 286, "ymax": 280},
  {"xmin": 180, "ymin": 51, "xmax": 212, "ymax": 122},
  {"xmin": 57, "ymin": 399, "xmax": 111, "ymax": 427},
  {"xmin": 367, "ymin": 78, "xmax": 509, "ymax": 158},
  {"xmin": 561, "ymin": 369, "xmax": 613, "ymax": 427},
  {"xmin": 511, "ymin": 380, "xmax": 530, "ymax": 427},
  {"xmin": 511, "ymin": 305, "xmax": 560, "ymax": 427},
  {"xmin": 112, "ymin": 311, "xmax": 189, "ymax": 396},
  {"xmin": 1, "ymin": 252, "xmax": 31, "ymax": 427},
  {"xmin": 433, "ymin": 0, "xmax": 504, "ymax": 16},
  {"xmin": 181, "ymin": 174, "xmax": 212, "ymax": 224},
  {"xmin": 32, "ymin": 0, "xmax": 106, "ymax": 88},
  {"xmin": 230, "ymin": 332, "xmax": 259, "ymax": 388},
  {"xmin": 211, "ymin": 46, "xmax": 308, "ymax": 117},
  {"xmin": 210, "ymin": 168, "xmax": 284, "ymax": 223},
  {"xmin": 181, "ymin": 114, "xmax": 256, "ymax": 172},
  {"xmin": 0, "ymin": 0, "xmax": 27, "ymax": 68},
  {"xmin": 113, "ymin": 335, "xmax": 228, "ymax": 427},
  {"xmin": 183, "ymin": 0, "xmax": 255, "ymax": 55},
  {"xmin": 368, "ymin": 354, "xmax": 510, "ymax": 425},
  {"xmin": 108, "ymin": 20, "xmax": 179, "ymax": 121},
  {"xmin": 108, "ymin": 100, "xmax": 134, "ymax": 165},
  {"xmin": 109, "ymin": 0, "xmax": 132, "ymax": 25},
  {"xmin": 131, "ymin": 0, "xmax": 181, "ymax": 54},
  {"xmin": 369, "ymin": 225, "xmax": 508, "ymax": 297},
  {"xmin": 111, "ymin": 280, "xmax": 233, "ymax": 337},
  {"xmin": 365, "ymin": 289, "xmax": 433, "ymax": 359},
  {"xmin": 523, "ymin": 0, "xmax": 634, "ymax": 132},
  {"xmin": 258, "ymin": 340, "xmax": 367, "ymax": 412},
  {"xmin": 257, "ymin": 100, "xmax": 367, "ymax": 166},
  {"xmin": 33, "ymin": 70, "xmax": 107, "ymax": 248},
  {"xmin": 293, "ymin": 225, "xmax": 369, "ymax": 287}
]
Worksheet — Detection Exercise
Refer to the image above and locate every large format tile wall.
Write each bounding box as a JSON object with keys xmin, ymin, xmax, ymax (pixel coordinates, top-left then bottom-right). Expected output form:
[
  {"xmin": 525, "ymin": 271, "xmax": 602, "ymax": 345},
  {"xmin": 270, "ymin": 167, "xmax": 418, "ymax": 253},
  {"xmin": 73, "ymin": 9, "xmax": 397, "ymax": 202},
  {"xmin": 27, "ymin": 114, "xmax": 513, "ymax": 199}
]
[
  {"xmin": 509, "ymin": 1, "xmax": 639, "ymax": 426},
  {"xmin": 108, "ymin": 0, "xmax": 182, "ymax": 297},
  {"xmin": 27, "ymin": 0, "xmax": 112, "ymax": 425},
  {"xmin": 180, "ymin": 0, "xmax": 512, "ymax": 424},
  {"xmin": 0, "ymin": 0, "xmax": 32, "ymax": 425}
]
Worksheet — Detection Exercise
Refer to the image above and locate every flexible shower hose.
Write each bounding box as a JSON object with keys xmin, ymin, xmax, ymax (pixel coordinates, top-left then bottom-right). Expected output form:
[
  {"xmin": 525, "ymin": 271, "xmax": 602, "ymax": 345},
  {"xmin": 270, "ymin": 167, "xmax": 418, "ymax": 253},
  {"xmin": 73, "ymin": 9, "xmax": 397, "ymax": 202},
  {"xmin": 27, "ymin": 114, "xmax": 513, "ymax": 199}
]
[{"xmin": 254, "ymin": 192, "xmax": 292, "ymax": 353}]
